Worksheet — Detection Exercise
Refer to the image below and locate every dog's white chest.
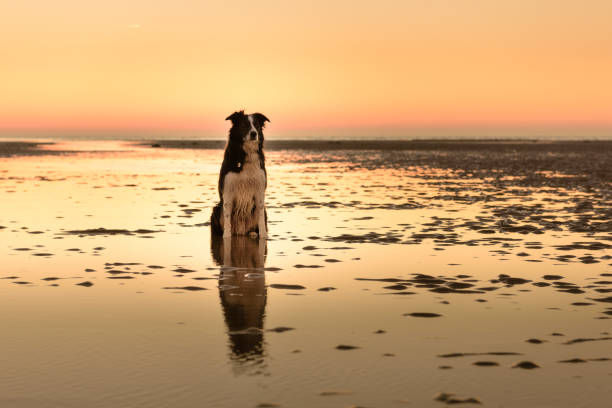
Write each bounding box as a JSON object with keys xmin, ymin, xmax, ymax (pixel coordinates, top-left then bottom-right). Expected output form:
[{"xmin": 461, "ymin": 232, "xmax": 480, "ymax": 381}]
[
  {"xmin": 223, "ymin": 157, "xmax": 266, "ymax": 221},
  {"xmin": 224, "ymin": 162, "xmax": 265, "ymax": 194}
]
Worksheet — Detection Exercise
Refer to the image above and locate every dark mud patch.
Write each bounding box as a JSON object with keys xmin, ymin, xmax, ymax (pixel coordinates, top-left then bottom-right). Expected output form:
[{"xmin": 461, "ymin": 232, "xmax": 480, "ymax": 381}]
[
  {"xmin": 267, "ymin": 327, "xmax": 295, "ymax": 333},
  {"xmin": 355, "ymin": 277, "xmax": 404, "ymax": 283},
  {"xmin": 435, "ymin": 392, "xmax": 482, "ymax": 405},
  {"xmin": 335, "ymin": 345, "xmax": 359, "ymax": 350},
  {"xmin": 543, "ymin": 275, "xmax": 564, "ymax": 280},
  {"xmin": 106, "ymin": 262, "xmax": 142, "ymax": 266},
  {"xmin": 563, "ymin": 337, "xmax": 612, "ymax": 345},
  {"xmin": 439, "ymin": 352, "xmax": 522, "ymax": 358},
  {"xmin": 498, "ymin": 275, "xmax": 531, "ymax": 286},
  {"xmin": 269, "ymin": 284, "xmax": 306, "ymax": 290},
  {"xmin": 446, "ymin": 282, "xmax": 475, "ymax": 289},
  {"xmin": 318, "ymin": 390, "xmax": 353, "ymax": 396},
  {"xmin": 385, "ymin": 284, "xmax": 409, "ymax": 290},
  {"xmin": 383, "ymin": 291, "xmax": 417, "ymax": 295},
  {"xmin": 62, "ymin": 228, "xmax": 161, "ymax": 236},
  {"xmin": 558, "ymin": 358, "xmax": 587, "ymax": 363},
  {"xmin": 404, "ymin": 312, "xmax": 442, "ymax": 318},
  {"xmin": 324, "ymin": 232, "xmax": 403, "ymax": 244},
  {"xmin": 163, "ymin": 286, "xmax": 207, "ymax": 291},
  {"xmin": 106, "ymin": 270, "xmax": 131, "ymax": 275},
  {"xmin": 473, "ymin": 361, "xmax": 499, "ymax": 367},
  {"xmin": 512, "ymin": 361, "xmax": 540, "ymax": 369},
  {"xmin": 430, "ymin": 287, "xmax": 484, "ymax": 294},
  {"xmin": 173, "ymin": 267, "xmax": 196, "ymax": 273}
]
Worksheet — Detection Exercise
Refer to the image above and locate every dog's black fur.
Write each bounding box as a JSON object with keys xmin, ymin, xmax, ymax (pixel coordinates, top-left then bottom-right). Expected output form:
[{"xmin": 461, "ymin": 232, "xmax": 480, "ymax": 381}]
[{"xmin": 211, "ymin": 111, "xmax": 269, "ymax": 236}]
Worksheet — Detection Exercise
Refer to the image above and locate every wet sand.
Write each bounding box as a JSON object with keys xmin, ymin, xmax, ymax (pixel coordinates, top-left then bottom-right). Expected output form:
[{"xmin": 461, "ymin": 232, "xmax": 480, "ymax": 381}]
[
  {"xmin": 140, "ymin": 139, "xmax": 612, "ymax": 187},
  {"xmin": 0, "ymin": 139, "xmax": 610, "ymax": 407}
]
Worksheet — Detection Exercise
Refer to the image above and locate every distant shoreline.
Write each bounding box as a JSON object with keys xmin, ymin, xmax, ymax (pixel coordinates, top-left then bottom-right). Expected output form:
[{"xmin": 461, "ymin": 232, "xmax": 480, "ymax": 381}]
[
  {"xmin": 138, "ymin": 139, "xmax": 612, "ymax": 153},
  {"xmin": 2, "ymin": 139, "xmax": 612, "ymax": 157},
  {"xmin": 0, "ymin": 142, "xmax": 60, "ymax": 157}
]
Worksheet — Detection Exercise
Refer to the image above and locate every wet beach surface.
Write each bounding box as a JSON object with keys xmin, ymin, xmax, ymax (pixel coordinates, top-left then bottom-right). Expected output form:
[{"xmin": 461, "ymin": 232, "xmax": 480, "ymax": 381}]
[{"xmin": 0, "ymin": 140, "xmax": 610, "ymax": 407}]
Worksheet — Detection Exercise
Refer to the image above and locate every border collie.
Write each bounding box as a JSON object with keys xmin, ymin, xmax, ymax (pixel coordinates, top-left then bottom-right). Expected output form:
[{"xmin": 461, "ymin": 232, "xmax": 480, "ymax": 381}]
[{"xmin": 211, "ymin": 111, "xmax": 269, "ymax": 238}]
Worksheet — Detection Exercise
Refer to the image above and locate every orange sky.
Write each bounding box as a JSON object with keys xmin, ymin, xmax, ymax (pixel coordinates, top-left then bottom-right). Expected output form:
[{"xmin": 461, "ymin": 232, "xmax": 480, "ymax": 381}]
[{"xmin": 1, "ymin": 1, "xmax": 611, "ymax": 137}]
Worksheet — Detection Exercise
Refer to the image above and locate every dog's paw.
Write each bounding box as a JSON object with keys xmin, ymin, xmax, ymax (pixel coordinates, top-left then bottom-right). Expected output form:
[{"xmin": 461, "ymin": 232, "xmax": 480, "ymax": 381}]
[
  {"xmin": 248, "ymin": 231, "xmax": 258, "ymax": 239},
  {"xmin": 223, "ymin": 231, "xmax": 232, "ymax": 239}
]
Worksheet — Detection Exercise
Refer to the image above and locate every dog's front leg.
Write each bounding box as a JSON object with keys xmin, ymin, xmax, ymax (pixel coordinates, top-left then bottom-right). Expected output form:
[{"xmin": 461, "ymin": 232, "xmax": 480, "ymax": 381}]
[
  {"xmin": 223, "ymin": 238, "xmax": 231, "ymax": 266},
  {"xmin": 257, "ymin": 238, "xmax": 266, "ymax": 265},
  {"xmin": 222, "ymin": 198, "xmax": 233, "ymax": 238},
  {"xmin": 256, "ymin": 193, "xmax": 267, "ymax": 239}
]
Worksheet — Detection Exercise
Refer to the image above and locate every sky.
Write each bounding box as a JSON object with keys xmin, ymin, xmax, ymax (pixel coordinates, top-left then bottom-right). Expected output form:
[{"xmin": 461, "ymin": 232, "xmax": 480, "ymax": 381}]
[{"xmin": 1, "ymin": 0, "xmax": 611, "ymax": 138}]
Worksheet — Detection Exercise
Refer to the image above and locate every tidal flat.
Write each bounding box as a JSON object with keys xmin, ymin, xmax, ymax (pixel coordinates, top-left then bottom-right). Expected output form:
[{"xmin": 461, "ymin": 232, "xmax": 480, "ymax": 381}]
[{"xmin": 0, "ymin": 140, "xmax": 610, "ymax": 408}]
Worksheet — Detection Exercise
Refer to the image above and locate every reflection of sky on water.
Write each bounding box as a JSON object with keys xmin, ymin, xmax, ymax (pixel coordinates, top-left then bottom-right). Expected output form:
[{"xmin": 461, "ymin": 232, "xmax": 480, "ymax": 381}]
[{"xmin": 0, "ymin": 141, "xmax": 610, "ymax": 408}]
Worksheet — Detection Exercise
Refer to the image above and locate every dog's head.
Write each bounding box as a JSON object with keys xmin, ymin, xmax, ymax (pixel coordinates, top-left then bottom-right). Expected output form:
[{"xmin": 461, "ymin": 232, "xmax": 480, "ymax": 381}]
[{"xmin": 226, "ymin": 111, "xmax": 270, "ymax": 149}]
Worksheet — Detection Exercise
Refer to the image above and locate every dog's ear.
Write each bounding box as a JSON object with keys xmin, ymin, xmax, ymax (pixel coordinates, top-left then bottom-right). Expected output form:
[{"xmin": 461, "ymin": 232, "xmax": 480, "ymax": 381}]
[
  {"xmin": 252, "ymin": 113, "xmax": 270, "ymax": 126},
  {"xmin": 225, "ymin": 111, "xmax": 245, "ymax": 123}
]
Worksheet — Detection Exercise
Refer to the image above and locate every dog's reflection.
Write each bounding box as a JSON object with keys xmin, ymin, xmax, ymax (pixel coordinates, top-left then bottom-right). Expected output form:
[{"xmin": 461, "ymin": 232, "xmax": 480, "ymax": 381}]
[{"xmin": 211, "ymin": 236, "xmax": 267, "ymax": 373}]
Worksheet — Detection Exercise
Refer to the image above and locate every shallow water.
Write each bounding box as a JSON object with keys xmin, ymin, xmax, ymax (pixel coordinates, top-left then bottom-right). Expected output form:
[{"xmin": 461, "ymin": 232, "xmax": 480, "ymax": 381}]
[{"xmin": 0, "ymin": 141, "xmax": 610, "ymax": 408}]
